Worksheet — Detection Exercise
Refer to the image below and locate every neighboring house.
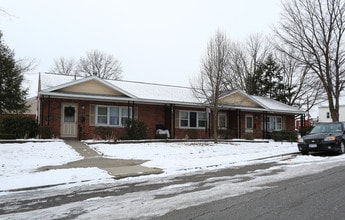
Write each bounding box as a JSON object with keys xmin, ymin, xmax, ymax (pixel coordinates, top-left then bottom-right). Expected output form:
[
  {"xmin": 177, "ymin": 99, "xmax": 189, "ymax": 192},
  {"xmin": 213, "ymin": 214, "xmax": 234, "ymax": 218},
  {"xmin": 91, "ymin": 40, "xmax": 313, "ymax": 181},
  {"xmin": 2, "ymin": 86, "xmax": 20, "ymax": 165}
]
[
  {"xmin": 318, "ymin": 105, "xmax": 345, "ymax": 122},
  {"xmin": 36, "ymin": 73, "xmax": 304, "ymax": 140}
]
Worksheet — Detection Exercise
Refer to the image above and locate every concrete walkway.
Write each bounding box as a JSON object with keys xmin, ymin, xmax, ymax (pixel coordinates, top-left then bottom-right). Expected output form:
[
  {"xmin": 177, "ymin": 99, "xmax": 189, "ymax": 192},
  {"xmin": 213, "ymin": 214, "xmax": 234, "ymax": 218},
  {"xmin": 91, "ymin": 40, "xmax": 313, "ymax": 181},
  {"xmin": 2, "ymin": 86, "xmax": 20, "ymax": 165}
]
[{"xmin": 38, "ymin": 140, "xmax": 162, "ymax": 178}]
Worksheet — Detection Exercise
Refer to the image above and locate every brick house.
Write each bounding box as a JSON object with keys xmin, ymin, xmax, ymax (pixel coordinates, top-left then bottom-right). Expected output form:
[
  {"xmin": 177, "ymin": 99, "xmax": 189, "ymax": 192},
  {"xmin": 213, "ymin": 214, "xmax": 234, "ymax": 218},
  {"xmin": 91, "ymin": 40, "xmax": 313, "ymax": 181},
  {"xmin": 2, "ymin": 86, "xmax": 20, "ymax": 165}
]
[{"xmin": 37, "ymin": 73, "xmax": 304, "ymax": 140}]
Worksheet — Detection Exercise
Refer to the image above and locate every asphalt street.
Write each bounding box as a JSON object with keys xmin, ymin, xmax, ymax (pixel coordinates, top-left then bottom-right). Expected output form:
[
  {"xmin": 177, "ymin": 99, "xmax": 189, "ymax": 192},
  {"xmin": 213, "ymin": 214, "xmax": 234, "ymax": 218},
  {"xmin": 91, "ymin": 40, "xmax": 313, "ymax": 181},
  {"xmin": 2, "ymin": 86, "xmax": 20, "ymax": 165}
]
[
  {"xmin": 2, "ymin": 154, "xmax": 345, "ymax": 219},
  {"xmin": 156, "ymin": 165, "xmax": 345, "ymax": 220}
]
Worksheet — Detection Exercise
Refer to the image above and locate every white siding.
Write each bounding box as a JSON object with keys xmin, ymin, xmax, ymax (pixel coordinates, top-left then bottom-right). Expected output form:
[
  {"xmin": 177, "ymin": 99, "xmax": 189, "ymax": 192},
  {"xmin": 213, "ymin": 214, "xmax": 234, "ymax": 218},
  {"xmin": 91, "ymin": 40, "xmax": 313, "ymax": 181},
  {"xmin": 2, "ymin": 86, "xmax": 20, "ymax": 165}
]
[{"xmin": 318, "ymin": 105, "xmax": 345, "ymax": 122}]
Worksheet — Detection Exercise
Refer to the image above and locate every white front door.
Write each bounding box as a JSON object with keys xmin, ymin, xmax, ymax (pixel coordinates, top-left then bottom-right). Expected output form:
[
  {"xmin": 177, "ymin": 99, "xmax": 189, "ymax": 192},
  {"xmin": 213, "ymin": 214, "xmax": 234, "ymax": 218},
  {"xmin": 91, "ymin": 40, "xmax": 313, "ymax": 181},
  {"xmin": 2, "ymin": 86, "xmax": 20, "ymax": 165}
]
[{"xmin": 61, "ymin": 103, "xmax": 78, "ymax": 138}]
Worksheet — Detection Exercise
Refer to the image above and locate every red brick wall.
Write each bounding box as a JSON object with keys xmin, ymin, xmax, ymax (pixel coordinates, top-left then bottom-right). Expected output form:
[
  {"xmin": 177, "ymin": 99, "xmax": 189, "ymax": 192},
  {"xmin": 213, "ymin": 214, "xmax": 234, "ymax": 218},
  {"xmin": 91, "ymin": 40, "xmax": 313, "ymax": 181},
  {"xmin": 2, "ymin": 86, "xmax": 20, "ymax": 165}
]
[
  {"xmin": 39, "ymin": 98, "xmax": 168, "ymax": 139},
  {"xmin": 174, "ymin": 129, "xmax": 209, "ymax": 139},
  {"xmin": 173, "ymin": 106, "xmax": 209, "ymax": 139},
  {"xmin": 238, "ymin": 111, "xmax": 264, "ymax": 139},
  {"xmin": 40, "ymin": 97, "xmax": 63, "ymax": 137},
  {"xmin": 39, "ymin": 97, "xmax": 298, "ymax": 140},
  {"xmin": 136, "ymin": 104, "xmax": 166, "ymax": 138}
]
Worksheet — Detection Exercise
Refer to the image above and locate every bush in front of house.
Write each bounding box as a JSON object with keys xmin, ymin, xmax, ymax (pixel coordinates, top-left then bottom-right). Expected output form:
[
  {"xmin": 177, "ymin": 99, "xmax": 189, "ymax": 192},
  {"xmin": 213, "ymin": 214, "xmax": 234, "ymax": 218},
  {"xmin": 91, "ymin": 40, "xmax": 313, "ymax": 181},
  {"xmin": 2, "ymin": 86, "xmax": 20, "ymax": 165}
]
[
  {"xmin": 94, "ymin": 127, "xmax": 116, "ymax": 140},
  {"xmin": 125, "ymin": 119, "xmax": 147, "ymax": 140},
  {"xmin": 155, "ymin": 133, "xmax": 168, "ymax": 139},
  {"xmin": 0, "ymin": 116, "xmax": 39, "ymax": 139},
  {"xmin": 299, "ymin": 125, "xmax": 314, "ymax": 136},
  {"xmin": 39, "ymin": 126, "xmax": 54, "ymax": 139},
  {"xmin": 0, "ymin": 133, "xmax": 17, "ymax": 139},
  {"xmin": 272, "ymin": 130, "xmax": 298, "ymax": 142}
]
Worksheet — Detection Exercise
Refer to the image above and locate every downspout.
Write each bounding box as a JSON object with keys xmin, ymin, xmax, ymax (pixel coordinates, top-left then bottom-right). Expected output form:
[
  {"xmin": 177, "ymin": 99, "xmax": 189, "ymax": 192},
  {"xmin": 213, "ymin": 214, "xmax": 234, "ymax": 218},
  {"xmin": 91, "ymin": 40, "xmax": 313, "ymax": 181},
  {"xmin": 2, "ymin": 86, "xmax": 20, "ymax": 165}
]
[
  {"xmin": 40, "ymin": 95, "xmax": 44, "ymax": 126},
  {"xmin": 265, "ymin": 111, "xmax": 268, "ymax": 139},
  {"xmin": 171, "ymin": 104, "xmax": 175, "ymax": 139},
  {"xmin": 205, "ymin": 107, "xmax": 208, "ymax": 136},
  {"xmin": 237, "ymin": 109, "xmax": 241, "ymax": 139},
  {"xmin": 127, "ymin": 101, "xmax": 130, "ymax": 121},
  {"xmin": 48, "ymin": 96, "xmax": 51, "ymax": 125},
  {"xmin": 209, "ymin": 110, "xmax": 212, "ymax": 138},
  {"xmin": 132, "ymin": 101, "xmax": 135, "ymax": 119},
  {"xmin": 262, "ymin": 111, "xmax": 266, "ymax": 139}
]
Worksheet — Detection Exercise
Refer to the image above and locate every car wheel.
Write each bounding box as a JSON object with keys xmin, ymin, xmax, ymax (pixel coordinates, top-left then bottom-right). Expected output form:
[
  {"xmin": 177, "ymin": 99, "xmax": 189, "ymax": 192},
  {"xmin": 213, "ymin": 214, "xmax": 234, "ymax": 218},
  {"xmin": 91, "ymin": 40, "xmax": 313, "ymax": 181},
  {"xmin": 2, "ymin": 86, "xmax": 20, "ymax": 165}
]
[
  {"xmin": 301, "ymin": 151, "xmax": 309, "ymax": 155},
  {"xmin": 340, "ymin": 142, "xmax": 345, "ymax": 154}
]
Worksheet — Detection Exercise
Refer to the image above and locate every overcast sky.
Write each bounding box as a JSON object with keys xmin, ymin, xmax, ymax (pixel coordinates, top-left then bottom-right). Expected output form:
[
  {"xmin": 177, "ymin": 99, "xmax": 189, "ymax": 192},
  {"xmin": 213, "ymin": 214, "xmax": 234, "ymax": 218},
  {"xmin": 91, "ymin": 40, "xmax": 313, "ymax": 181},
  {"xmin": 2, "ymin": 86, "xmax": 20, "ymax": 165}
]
[{"xmin": 0, "ymin": 0, "xmax": 281, "ymax": 86}]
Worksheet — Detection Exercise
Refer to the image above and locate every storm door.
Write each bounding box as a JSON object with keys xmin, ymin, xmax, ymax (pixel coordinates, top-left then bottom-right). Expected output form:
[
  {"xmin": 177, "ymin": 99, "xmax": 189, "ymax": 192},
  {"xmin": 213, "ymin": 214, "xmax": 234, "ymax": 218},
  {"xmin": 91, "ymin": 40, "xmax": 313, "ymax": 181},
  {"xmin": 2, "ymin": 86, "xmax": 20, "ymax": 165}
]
[{"xmin": 61, "ymin": 103, "xmax": 78, "ymax": 138}]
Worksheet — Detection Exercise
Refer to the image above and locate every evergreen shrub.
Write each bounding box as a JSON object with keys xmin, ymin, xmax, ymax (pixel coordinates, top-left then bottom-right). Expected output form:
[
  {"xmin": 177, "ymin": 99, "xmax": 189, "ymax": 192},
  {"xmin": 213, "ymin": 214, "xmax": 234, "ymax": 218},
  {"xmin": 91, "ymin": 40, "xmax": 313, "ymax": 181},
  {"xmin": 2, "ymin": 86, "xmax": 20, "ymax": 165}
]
[
  {"xmin": 39, "ymin": 126, "xmax": 54, "ymax": 139},
  {"xmin": 272, "ymin": 130, "xmax": 298, "ymax": 142},
  {"xmin": 0, "ymin": 116, "xmax": 38, "ymax": 139},
  {"xmin": 94, "ymin": 127, "xmax": 115, "ymax": 140},
  {"xmin": 299, "ymin": 126, "xmax": 314, "ymax": 136},
  {"xmin": 125, "ymin": 119, "xmax": 147, "ymax": 140}
]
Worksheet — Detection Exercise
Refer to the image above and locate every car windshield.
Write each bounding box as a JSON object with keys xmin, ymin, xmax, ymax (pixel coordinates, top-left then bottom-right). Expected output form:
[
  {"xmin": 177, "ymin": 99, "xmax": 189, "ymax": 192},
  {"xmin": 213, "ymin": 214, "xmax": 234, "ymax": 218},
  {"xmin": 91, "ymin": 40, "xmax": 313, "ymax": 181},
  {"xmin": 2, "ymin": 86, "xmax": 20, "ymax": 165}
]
[{"xmin": 310, "ymin": 123, "xmax": 343, "ymax": 134}]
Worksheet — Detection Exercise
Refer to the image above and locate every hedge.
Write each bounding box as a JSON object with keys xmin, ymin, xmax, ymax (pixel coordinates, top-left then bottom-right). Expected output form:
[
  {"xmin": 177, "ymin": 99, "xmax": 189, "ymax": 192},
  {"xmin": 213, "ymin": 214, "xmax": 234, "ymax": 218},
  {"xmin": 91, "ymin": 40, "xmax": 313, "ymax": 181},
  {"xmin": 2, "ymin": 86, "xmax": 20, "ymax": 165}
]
[
  {"xmin": 0, "ymin": 116, "xmax": 39, "ymax": 139},
  {"xmin": 272, "ymin": 130, "xmax": 298, "ymax": 142}
]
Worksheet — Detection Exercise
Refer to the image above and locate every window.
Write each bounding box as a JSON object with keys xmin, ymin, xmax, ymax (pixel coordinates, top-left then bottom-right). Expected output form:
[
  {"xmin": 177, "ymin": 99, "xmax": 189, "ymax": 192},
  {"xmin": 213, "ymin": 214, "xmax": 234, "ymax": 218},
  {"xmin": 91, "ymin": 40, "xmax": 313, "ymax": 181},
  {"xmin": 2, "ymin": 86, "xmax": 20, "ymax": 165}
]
[
  {"xmin": 109, "ymin": 107, "xmax": 119, "ymax": 125},
  {"xmin": 218, "ymin": 113, "xmax": 227, "ymax": 129},
  {"xmin": 180, "ymin": 111, "xmax": 189, "ymax": 127},
  {"xmin": 97, "ymin": 106, "xmax": 108, "ymax": 124},
  {"xmin": 266, "ymin": 116, "xmax": 283, "ymax": 131},
  {"xmin": 96, "ymin": 105, "xmax": 131, "ymax": 126},
  {"xmin": 180, "ymin": 111, "xmax": 206, "ymax": 128},
  {"xmin": 198, "ymin": 112, "xmax": 206, "ymax": 127},
  {"xmin": 327, "ymin": 112, "xmax": 330, "ymax": 119},
  {"xmin": 245, "ymin": 115, "xmax": 253, "ymax": 130}
]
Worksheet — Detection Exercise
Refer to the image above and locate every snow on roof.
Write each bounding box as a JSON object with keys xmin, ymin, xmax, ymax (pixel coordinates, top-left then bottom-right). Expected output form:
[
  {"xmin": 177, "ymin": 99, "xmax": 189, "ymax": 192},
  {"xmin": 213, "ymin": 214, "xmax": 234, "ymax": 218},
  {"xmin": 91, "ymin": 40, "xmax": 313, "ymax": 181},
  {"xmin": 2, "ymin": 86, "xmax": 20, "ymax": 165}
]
[
  {"xmin": 105, "ymin": 79, "xmax": 201, "ymax": 104},
  {"xmin": 251, "ymin": 95, "xmax": 304, "ymax": 114},
  {"xmin": 40, "ymin": 73, "xmax": 82, "ymax": 91},
  {"xmin": 38, "ymin": 73, "xmax": 202, "ymax": 105}
]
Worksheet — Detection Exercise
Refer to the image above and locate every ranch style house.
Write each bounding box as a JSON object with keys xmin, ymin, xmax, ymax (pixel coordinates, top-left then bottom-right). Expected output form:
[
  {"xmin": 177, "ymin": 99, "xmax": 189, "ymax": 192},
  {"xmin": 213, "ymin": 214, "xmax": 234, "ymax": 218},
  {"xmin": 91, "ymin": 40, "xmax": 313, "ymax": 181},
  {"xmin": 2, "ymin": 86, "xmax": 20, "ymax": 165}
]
[{"xmin": 36, "ymin": 73, "xmax": 304, "ymax": 140}]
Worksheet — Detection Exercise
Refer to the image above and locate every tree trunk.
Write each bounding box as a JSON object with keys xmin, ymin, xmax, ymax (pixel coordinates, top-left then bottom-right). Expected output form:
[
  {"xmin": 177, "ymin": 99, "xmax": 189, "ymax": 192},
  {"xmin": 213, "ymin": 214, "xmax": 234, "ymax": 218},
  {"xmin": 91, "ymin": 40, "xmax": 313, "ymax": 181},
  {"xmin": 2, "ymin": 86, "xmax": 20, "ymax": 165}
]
[{"xmin": 213, "ymin": 108, "xmax": 218, "ymax": 143}]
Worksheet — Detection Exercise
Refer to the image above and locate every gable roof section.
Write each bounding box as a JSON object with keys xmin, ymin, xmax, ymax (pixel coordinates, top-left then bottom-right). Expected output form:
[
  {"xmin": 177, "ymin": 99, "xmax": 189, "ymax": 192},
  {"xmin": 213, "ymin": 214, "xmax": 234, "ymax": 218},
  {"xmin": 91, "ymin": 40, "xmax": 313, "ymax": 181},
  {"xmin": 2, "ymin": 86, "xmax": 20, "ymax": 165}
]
[
  {"xmin": 40, "ymin": 75, "xmax": 136, "ymax": 99},
  {"xmin": 219, "ymin": 90, "xmax": 304, "ymax": 114},
  {"xmin": 219, "ymin": 90, "xmax": 261, "ymax": 108}
]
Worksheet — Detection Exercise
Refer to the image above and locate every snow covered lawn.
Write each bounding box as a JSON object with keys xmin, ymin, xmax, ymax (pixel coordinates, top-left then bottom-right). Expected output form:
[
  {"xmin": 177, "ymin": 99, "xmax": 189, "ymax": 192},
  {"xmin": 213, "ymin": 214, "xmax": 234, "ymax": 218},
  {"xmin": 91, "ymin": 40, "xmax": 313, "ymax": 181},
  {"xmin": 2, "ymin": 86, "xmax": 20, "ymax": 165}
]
[
  {"xmin": 1, "ymin": 140, "xmax": 299, "ymax": 195},
  {"xmin": 0, "ymin": 141, "xmax": 113, "ymax": 194},
  {"xmin": 92, "ymin": 141, "xmax": 299, "ymax": 175}
]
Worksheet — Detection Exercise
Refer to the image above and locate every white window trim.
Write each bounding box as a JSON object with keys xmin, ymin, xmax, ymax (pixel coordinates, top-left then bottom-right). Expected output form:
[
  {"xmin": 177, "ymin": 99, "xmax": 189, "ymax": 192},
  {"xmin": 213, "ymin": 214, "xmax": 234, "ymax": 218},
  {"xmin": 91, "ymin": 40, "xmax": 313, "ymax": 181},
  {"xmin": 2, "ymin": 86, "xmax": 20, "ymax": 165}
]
[
  {"xmin": 266, "ymin": 116, "xmax": 283, "ymax": 131},
  {"xmin": 179, "ymin": 110, "xmax": 206, "ymax": 129},
  {"xmin": 218, "ymin": 113, "xmax": 227, "ymax": 130},
  {"xmin": 96, "ymin": 105, "xmax": 132, "ymax": 127}
]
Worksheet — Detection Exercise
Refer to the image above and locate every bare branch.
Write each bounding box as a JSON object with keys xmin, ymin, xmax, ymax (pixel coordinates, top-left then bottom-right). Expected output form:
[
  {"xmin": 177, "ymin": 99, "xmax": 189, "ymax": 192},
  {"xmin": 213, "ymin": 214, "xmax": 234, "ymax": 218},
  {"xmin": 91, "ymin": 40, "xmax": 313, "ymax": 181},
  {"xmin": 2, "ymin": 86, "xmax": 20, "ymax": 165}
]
[
  {"xmin": 50, "ymin": 57, "xmax": 77, "ymax": 76},
  {"xmin": 275, "ymin": 0, "xmax": 345, "ymax": 121},
  {"xmin": 78, "ymin": 50, "xmax": 123, "ymax": 80}
]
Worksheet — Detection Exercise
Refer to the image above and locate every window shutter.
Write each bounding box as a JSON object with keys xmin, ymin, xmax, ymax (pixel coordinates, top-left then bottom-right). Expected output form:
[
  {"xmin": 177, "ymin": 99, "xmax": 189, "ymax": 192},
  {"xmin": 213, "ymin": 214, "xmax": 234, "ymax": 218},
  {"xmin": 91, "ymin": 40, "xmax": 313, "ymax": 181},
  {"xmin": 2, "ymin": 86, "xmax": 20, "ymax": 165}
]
[
  {"xmin": 175, "ymin": 110, "xmax": 180, "ymax": 128},
  {"xmin": 134, "ymin": 107, "xmax": 138, "ymax": 120},
  {"xmin": 282, "ymin": 116, "xmax": 286, "ymax": 130},
  {"xmin": 90, "ymin": 104, "xmax": 96, "ymax": 126}
]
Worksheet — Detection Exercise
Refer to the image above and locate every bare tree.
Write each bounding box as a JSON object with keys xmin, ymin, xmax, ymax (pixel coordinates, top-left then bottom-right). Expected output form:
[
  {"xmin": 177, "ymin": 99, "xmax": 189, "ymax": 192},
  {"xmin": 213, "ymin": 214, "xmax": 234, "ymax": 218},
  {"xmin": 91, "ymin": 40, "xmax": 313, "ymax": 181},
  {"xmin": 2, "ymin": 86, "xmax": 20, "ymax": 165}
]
[
  {"xmin": 0, "ymin": 8, "xmax": 12, "ymax": 18},
  {"xmin": 191, "ymin": 30, "xmax": 231, "ymax": 143},
  {"xmin": 224, "ymin": 34, "xmax": 271, "ymax": 93},
  {"xmin": 78, "ymin": 50, "xmax": 123, "ymax": 80},
  {"xmin": 50, "ymin": 57, "xmax": 77, "ymax": 76},
  {"xmin": 275, "ymin": 0, "xmax": 345, "ymax": 121},
  {"xmin": 276, "ymin": 50, "xmax": 326, "ymax": 109}
]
